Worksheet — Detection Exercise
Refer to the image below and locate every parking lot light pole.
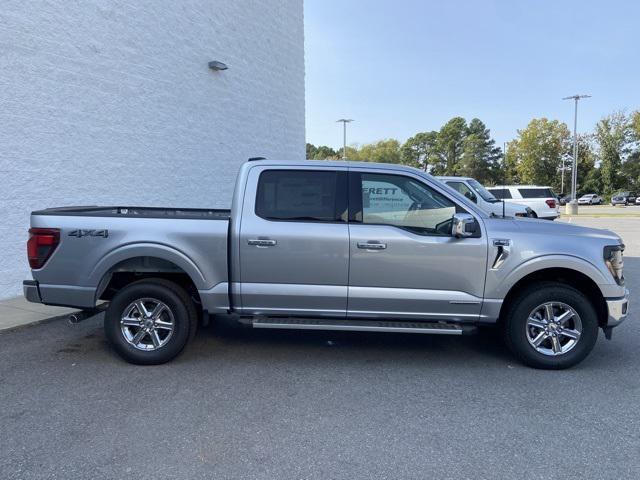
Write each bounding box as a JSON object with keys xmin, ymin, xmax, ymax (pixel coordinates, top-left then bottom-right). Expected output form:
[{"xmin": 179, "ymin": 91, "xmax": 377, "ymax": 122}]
[
  {"xmin": 336, "ymin": 119, "xmax": 353, "ymax": 160},
  {"xmin": 562, "ymin": 94, "xmax": 591, "ymax": 214}
]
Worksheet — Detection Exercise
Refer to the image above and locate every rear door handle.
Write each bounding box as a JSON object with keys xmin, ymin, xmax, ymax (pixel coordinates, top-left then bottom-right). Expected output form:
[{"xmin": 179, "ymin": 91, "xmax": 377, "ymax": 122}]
[
  {"xmin": 248, "ymin": 239, "xmax": 277, "ymax": 247},
  {"xmin": 357, "ymin": 242, "xmax": 387, "ymax": 250}
]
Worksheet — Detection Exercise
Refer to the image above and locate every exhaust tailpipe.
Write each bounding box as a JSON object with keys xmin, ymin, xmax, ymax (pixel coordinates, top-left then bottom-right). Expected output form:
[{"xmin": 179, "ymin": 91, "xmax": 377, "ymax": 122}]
[{"xmin": 68, "ymin": 303, "xmax": 108, "ymax": 325}]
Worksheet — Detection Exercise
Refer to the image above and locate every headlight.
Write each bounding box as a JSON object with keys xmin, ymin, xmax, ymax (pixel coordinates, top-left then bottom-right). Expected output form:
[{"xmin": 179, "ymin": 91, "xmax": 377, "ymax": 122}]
[{"xmin": 604, "ymin": 245, "xmax": 625, "ymax": 285}]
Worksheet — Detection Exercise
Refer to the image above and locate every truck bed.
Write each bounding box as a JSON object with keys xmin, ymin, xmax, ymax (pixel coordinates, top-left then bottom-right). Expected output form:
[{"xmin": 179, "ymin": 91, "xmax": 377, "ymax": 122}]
[
  {"xmin": 31, "ymin": 206, "xmax": 230, "ymax": 220},
  {"xmin": 28, "ymin": 205, "xmax": 230, "ymax": 311}
]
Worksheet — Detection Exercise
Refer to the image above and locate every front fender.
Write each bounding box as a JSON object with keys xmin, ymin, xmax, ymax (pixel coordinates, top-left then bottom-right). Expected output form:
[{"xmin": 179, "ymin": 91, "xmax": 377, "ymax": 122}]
[{"xmin": 485, "ymin": 254, "xmax": 613, "ymax": 299}]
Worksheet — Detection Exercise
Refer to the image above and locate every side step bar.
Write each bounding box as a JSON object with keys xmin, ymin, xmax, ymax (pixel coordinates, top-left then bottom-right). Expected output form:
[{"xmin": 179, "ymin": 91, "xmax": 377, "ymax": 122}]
[{"xmin": 248, "ymin": 317, "xmax": 476, "ymax": 335}]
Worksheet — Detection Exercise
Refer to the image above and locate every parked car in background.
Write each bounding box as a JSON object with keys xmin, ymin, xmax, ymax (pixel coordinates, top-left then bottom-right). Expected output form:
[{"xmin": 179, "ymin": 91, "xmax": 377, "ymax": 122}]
[
  {"xmin": 436, "ymin": 176, "xmax": 532, "ymax": 218},
  {"xmin": 611, "ymin": 192, "xmax": 637, "ymax": 206},
  {"xmin": 486, "ymin": 185, "xmax": 559, "ymax": 220},
  {"xmin": 558, "ymin": 194, "xmax": 572, "ymax": 206},
  {"xmin": 578, "ymin": 194, "xmax": 603, "ymax": 205},
  {"xmin": 635, "ymin": 197, "xmax": 640, "ymax": 205}
]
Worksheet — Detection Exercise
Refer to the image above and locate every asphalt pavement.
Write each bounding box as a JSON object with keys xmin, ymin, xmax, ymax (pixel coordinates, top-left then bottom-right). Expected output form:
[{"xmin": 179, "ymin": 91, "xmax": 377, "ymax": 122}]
[{"xmin": 1, "ymin": 217, "xmax": 639, "ymax": 480}]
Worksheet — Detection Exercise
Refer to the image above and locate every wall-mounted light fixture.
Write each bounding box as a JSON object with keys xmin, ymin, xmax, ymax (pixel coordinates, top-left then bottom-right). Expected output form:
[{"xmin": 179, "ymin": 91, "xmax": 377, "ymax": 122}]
[{"xmin": 208, "ymin": 61, "xmax": 228, "ymax": 71}]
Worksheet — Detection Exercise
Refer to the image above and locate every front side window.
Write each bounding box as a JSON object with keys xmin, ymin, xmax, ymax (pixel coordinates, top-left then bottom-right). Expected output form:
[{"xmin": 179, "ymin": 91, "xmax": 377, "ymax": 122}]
[
  {"xmin": 446, "ymin": 181, "xmax": 477, "ymax": 203},
  {"xmin": 359, "ymin": 173, "xmax": 457, "ymax": 235},
  {"xmin": 256, "ymin": 170, "xmax": 342, "ymax": 221}
]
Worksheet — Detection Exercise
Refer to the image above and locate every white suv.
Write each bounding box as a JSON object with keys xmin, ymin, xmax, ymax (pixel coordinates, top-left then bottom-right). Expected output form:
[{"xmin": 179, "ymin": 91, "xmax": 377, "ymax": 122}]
[
  {"xmin": 486, "ymin": 185, "xmax": 559, "ymax": 220},
  {"xmin": 437, "ymin": 176, "xmax": 532, "ymax": 218}
]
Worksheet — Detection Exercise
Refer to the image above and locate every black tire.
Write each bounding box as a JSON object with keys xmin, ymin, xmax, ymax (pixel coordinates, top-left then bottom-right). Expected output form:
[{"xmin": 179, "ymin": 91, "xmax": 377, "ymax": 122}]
[
  {"xmin": 104, "ymin": 278, "xmax": 198, "ymax": 365},
  {"xmin": 503, "ymin": 282, "xmax": 598, "ymax": 369}
]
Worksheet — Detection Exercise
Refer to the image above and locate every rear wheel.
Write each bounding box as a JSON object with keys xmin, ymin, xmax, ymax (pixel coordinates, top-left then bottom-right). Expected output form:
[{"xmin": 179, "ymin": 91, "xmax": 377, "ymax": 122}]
[
  {"xmin": 503, "ymin": 282, "xmax": 598, "ymax": 369},
  {"xmin": 104, "ymin": 279, "xmax": 197, "ymax": 364}
]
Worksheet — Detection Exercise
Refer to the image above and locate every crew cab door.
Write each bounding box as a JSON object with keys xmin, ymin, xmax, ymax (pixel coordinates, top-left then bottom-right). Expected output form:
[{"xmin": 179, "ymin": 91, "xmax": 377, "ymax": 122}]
[
  {"xmin": 238, "ymin": 165, "xmax": 349, "ymax": 317},
  {"xmin": 347, "ymin": 170, "xmax": 488, "ymax": 321}
]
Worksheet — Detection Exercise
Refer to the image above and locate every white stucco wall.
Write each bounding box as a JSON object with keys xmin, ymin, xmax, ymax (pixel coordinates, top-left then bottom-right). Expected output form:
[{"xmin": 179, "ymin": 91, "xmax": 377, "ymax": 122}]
[{"xmin": 0, "ymin": 1, "xmax": 305, "ymax": 299}]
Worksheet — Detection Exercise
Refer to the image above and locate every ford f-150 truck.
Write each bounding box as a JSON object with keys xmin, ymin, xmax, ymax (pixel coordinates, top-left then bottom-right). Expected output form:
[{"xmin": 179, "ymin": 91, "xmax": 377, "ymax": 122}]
[{"xmin": 24, "ymin": 159, "xmax": 629, "ymax": 369}]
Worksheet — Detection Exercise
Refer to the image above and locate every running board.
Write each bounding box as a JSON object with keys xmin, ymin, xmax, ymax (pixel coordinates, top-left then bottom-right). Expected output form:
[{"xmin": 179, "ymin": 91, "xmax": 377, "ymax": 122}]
[{"xmin": 249, "ymin": 318, "xmax": 475, "ymax": 335}]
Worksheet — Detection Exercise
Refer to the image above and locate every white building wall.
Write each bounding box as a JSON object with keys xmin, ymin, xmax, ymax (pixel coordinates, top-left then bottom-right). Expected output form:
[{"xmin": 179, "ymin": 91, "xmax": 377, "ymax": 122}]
[{"xmin": 0, "ymin": 0, "xmax": 305, "ymax": 299}]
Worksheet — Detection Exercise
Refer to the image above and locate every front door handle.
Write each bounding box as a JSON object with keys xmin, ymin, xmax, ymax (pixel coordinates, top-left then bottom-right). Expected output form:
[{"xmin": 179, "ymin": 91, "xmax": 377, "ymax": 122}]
[
  {"xmin": 357, "ymin": 242, "xmax": 387, "ymax": 250},
  {"xmin": 248, "ymin": 239, "xmax": 277, "ymax": 247}
]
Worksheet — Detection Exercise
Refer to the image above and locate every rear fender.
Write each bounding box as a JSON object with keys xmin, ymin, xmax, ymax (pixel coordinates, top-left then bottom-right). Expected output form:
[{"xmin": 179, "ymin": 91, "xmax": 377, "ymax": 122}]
[{"xmin": 89, "ymin": 243, "xmax": 208, "ymax": 298}]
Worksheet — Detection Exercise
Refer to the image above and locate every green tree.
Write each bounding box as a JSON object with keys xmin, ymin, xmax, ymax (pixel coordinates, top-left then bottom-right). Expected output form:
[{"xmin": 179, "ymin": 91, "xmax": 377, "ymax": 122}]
[
  {"xmin": 620, "ymin": 151, "xmax": 640, "ymax": 192},
  {"xmin": 573, "ymin": 134, "xmax": 597, "ymax": 195},
  {"xmin": 306, "ymin": 143, "xmax": 339, "ymax": 160},
  {"xmin": 632, "ymin": 111, "xmax": 640, "ymax": 140},
  {"xmin": 306, "ymin": 143, "xmax": 317, "ymax": 159},
  {"xmin": 506, "ymin": 118, "xmax": 570, "ymax": 190},
  {"xmin": 502, "ymin": 140, "xmax": 520, "ymax": 185},
  {"xmin": 314, "ymin": 145, "xmax": 339, "ymax": 160},
  {"xmin": 436, "ymin": 117, "xmax": 467, "ymax": 175},
  {"xmin": 400, "ymin": 131, "xmax": 438, "ymax": 170},
  {"xmin": 353, "ymin": 139, "xmax": 402, "ymax": 164},
  {"xmin": 595, "ymin": 111, "xmax": 633, "ymax": 195},
  {"xmin": 458, "ymin": 118, "xmax": 502, "ymax": 184}
]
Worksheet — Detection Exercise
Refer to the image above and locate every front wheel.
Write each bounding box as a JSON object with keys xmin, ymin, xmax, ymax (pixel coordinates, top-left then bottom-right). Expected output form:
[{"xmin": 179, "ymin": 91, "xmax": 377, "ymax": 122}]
[
  {"xmin": 503, "ymin": 282, "xmax": 598, "ymax": 369},
  {"xmin": 104, "ymin": 279, "xmax": 198, "ymax": 364}
]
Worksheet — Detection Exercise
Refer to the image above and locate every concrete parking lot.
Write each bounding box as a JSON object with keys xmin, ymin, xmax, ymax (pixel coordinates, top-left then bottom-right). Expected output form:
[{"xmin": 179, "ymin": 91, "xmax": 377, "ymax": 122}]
[{"xmin": 1, "ymin": 216, "xmax": 639, "ymax": 480}]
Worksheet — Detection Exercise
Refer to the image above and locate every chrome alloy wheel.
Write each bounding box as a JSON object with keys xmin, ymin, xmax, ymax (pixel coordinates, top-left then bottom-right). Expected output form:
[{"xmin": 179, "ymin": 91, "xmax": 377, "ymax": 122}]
[
  {"xmin": 526, "ymin": 302, "xmax": 582, "ymax": 356},
  {"xmin": 120, "ymin": 298, "xmax": 175, "ymax": 351}
]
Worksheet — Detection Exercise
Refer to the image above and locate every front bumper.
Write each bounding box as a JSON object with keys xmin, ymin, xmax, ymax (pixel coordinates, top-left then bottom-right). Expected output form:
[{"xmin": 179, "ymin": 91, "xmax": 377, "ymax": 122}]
[
  {"xmin": 606, "ymin": 289, "xmax": 629, "ymax": 327},
  {"xmin": 23, "ymin": 280, "xmax": 42, "ymax": 303}
]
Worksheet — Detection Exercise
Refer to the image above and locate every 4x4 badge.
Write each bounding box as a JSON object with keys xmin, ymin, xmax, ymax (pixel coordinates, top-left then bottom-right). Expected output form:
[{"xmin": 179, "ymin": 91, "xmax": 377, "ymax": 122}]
[{"xmin": 68, "ymin": 229, "xmax": 109, "ymax": 238}]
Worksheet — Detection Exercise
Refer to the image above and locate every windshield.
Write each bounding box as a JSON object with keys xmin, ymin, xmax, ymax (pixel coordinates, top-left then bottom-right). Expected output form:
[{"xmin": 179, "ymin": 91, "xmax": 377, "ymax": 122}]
[{"xmin": 468, "ymin": 179, "xmax": 499, "ymax": 203}]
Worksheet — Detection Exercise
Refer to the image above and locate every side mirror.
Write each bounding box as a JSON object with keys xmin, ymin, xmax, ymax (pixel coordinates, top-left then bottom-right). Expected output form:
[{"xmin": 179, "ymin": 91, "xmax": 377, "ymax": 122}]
[
  {"xmin": 452, "ymin": 213, "xmax": 478, "ymax": 238},
  {"xmin": 464, "ymin": 191, "xmax": 477, "ymax": 203}
]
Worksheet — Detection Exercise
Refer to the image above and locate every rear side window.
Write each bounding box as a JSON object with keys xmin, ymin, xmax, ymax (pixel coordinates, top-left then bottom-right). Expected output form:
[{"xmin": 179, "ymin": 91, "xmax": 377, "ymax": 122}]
[
  {"xmin": 518, "ymin": 188, "xmax": 555, "ymax": 199},
  {"xmin": 256, "ymin": 170, "xmax": 344, "ymax": 222},
  {"xmin": 490, "ymin": 188, "xmax": 512, "ymax": 199}
]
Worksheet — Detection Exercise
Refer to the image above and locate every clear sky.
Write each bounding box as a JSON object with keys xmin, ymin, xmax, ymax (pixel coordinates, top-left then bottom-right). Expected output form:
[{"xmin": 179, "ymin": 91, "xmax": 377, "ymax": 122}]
[{"xmin": 304, "ymin": 0, "xmax": 640, "ymax": 150}]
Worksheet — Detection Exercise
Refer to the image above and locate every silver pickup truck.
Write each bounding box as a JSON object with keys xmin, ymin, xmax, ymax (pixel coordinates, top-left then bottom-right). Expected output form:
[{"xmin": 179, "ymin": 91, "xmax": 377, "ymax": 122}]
[{"xmin": 24, "ymin": 159, "xmax": 629, "ymax": 369}]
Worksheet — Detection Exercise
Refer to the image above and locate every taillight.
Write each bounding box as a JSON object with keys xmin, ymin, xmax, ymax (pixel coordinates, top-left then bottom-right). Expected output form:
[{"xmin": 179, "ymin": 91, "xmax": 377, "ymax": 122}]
[
  {"xmin": 545, "ymin": 199, "xmax": 557, "ymax": 208},
  {"xmin": 27, "ymin": 228, "xmax": 60, "ymax": 269}
]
